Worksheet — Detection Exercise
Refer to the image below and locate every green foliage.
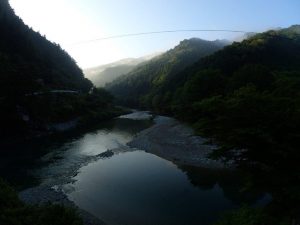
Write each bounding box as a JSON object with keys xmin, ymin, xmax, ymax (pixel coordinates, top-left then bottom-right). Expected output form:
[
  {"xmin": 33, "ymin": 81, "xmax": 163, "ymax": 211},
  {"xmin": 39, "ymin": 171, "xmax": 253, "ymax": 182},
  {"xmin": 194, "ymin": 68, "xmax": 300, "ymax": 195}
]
[
  {"xmin": 107, "ymin": 38, "xmax": 228, "ymax": 107},
  {"xmin": 136, "ymin": 25, "xmax": 300, "ymax": 168},
  {"xmin": 191, "ymin": 84, "xmax": 300, "ymax": 165},
  {"xmin": 0, "ymin": 87, "xmax": 120, "ymax": 136},
  {"xmin": 0, "ymin": 179, "xmax": 83, "ymax": 225},
  {"xmin": 0, "ymin": 179, "xmax": 22, "ymax": 210},
  {"xmin": 215, "ymin": 206, "xmax": 272, "ymax": 225},
  {"xmin": 182, "ymin": 69, "xmax": 226, "ymax": 102},
  {"xmin": 228, "ymin": 64, "xmax": 274, "ymax": 91},
  {"xmin": 109, "ymin": 26, "xmax": 300, "ymax": 224},
  {"xmin": 215, "ymin": 202, "xmax": 300, "ymax": 225},
  {"xmin": 107, "ymin": 24, "xmax": 300, "ymax": 167}
]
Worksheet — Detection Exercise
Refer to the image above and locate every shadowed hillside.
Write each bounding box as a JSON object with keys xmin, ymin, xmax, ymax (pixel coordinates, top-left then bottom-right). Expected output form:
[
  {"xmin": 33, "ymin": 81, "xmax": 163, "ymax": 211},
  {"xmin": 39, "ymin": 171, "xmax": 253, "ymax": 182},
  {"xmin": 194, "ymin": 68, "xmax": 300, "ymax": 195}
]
[{"xmin": 0, "ymin": 0, "xmax": 121, "ymax": 137}]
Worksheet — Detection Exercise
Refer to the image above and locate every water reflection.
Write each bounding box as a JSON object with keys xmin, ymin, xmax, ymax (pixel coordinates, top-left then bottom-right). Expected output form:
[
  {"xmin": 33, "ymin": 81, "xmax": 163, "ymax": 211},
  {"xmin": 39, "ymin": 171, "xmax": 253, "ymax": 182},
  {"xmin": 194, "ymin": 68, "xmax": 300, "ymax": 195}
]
[
  {"xmin": 0, "ymin": 112, "xmax": 271, "ymax": 225},
  {"xmin": 65, "ymin": 150, "xmax": 270, "ymax": 225},
  {"xmin": 0, "ymin": 116, "xmax": 152, "ymax": 188},
  {"xmin": 179, "ymin": 165, "xmax": 271, "ymax": 205}
]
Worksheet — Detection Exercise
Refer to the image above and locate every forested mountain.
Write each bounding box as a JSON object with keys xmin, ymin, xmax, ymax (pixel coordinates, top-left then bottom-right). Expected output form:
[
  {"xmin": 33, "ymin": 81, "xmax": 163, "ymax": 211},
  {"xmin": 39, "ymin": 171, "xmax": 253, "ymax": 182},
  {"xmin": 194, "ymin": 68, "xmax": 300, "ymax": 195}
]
[
  {"xmin": 107, "ymin": 26, "xmax": 300, "ymax": 224},
  {"xmin": 107, "ymin": 24, "xmax": 300, "ymax": 168},
  {"xmin": 106, "ymin": 38, "xmax": 229, "ymax": 107},
  {"xmin": 0, "ymin": 0, "xmax": 120, "ymax": 137},
  {"xmin": 84, "ymin": 53, "xmax": 160, "ymax": 87},
  {"xmin": 181, "ymin": 25, "xmax": 300, "ymax": 225},
  {"xmin": 145, "ymin": 25, "xmax": 300, "ymax": 166}
]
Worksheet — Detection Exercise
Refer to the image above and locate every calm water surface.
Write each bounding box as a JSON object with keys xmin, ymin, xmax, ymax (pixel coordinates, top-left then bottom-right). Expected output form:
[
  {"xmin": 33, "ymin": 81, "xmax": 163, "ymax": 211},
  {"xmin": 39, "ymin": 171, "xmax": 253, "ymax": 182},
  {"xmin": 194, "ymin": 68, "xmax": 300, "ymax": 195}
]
[
  {"xmin": 0, "ymin": 112, "xmax": 271, "ymax": 225},
  {"xmin": 65, "ymin": 151, "xmax": 238, "ymax": 225}
]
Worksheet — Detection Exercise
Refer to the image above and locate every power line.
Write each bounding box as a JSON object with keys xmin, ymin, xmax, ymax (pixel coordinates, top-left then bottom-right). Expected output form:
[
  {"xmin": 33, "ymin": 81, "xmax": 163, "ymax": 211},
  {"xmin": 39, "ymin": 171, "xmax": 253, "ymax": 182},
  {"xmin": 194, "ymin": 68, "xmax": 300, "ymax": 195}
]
[{"xmin": 73, "ymin": 29, "xmax": 253, "ymax": 45}]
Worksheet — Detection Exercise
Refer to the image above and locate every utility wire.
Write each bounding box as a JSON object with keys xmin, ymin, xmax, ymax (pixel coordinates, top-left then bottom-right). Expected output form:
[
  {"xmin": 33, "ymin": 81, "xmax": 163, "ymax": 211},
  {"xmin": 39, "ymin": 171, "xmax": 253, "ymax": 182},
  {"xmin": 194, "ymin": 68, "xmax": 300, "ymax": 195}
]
[{"xmin": 73, "ymin": 29, "xmax": 253, "ymax": 45}]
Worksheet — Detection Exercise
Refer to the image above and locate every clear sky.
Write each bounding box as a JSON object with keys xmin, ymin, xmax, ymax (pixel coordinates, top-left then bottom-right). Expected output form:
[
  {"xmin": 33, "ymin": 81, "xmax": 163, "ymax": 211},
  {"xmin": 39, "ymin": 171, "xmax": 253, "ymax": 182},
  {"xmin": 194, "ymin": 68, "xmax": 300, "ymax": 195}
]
[{"xmin": 9, "ymin": 0, "xmax": 300, "ymax": 69}]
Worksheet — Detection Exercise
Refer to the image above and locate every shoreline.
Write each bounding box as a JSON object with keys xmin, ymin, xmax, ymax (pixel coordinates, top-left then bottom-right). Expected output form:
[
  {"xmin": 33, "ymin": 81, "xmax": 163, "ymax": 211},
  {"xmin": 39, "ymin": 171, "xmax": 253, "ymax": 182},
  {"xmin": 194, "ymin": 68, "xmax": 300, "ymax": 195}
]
[
  {"xmin": 19, "ymin": 185, "xmax": 106, "ymax": 225},
  {"xmin": 128, "ymin": 116, "xmax": 234, "ymax": 169},
  {"xmin": 18, "ymin": 151, "xmax": 114, "ymax": 225},
  {"xmin": 18, "ymin": 112, "xmax": 233, "ymax": 225}
]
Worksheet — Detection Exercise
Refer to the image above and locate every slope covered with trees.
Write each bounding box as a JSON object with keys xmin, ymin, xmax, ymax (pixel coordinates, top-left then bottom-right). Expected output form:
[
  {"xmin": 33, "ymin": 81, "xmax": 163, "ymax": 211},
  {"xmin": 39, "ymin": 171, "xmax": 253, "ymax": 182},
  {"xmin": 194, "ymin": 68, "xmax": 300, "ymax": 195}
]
[
  {"xmin": 108, "ymin": 25, "xmax": 300, "ymax": 224},
  {"xmin": 161, "ymin": 26, "xmax": 300, "ymax": 225},
  {"xmin": 0, "ymin": 0, "xmax": 121, "ymax": 137},
  {"xmin": 163, "ymin": 25, "xmax": 300, "ymax": 167},
  {"xmin": 106, "ymin": 38, "xmax": 229, "ymax": 107}
]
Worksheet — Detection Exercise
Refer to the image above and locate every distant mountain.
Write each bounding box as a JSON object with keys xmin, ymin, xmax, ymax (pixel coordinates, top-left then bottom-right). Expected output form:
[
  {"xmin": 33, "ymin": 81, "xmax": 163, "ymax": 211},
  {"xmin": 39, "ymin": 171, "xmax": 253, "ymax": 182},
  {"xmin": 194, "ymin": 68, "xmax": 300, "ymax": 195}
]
[
  {"xmin": 0, "ymin": 0, "xmax": 119, "ymax": 136},
  {"xmin": 234, "ymin": 32, "xmax": 257, "ymax": 42},
  {"xmin": 84, "ymin": 53, "xmax": 161, "ymax": 87},
  {"xmin": 106, "ymin": 38, "xmax": 228, "ymax": 107}
]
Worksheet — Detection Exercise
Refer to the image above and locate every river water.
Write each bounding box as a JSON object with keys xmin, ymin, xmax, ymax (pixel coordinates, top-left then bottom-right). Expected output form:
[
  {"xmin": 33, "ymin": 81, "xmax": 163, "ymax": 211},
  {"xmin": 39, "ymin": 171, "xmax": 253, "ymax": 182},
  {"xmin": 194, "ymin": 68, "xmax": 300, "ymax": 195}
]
[{"xmin": 0, "ymin": 111, "xmax": 271, "ymax": 225}]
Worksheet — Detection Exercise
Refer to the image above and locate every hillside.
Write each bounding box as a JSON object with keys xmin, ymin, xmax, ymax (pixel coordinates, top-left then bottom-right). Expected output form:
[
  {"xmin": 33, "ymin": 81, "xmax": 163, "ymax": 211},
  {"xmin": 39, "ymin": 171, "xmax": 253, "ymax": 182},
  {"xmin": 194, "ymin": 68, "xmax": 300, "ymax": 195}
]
[
  {"xmin": 169, "ymin": 26, "xmax": 300, "ymax": 225},
  {"xmin": 106, "ymin": 24, "xmax": 300, "ymax": 167},
  {"xmin": 0, "ymin": 0, "xmax": 121, "ymax": 137},
  {"xmin": 106, "ymin": 26, "xmax": 300, "ymax": 224},
  {"xmin": 151, "ymin": 25, "xmax": 300, "ymax": 166},
  {"xmin": 106, "ymin": 38, "xmax": 229, "ymax": 107},
  {"xmin": 0, "ymin": 0, "xmax": 92, "ymax": 95},
  {"xmin": 84, "ymin": 53, "xmax": 160, "ymax": 87}
]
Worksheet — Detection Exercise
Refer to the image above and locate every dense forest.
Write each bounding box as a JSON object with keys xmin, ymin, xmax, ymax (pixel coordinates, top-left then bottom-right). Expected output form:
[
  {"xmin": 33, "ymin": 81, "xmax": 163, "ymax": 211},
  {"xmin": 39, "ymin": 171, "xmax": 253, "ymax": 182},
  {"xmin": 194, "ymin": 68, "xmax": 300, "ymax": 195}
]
[
  {"xmin": 106, "ymin": 38, "xmax": 229, "ymax": 107},
  {"xmin": 157, "ymin": 25, "xmax": 300, "ymax": 166},
  {"xmin": 0, "ymin": 0, "xmax": 122, "ymax": 137},
  {"xmin": 108, "ymin": 25, "xmax": 300, "ymax": 224},
  {"xmin": 108, "ymin": 25, "xmax": 300, "ymax": 167}
]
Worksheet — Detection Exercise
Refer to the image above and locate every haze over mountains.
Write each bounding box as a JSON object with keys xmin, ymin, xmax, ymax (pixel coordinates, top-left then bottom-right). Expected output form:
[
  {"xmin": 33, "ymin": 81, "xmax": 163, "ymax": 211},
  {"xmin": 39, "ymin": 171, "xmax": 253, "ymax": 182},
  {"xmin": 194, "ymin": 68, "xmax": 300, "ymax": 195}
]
[
  {"xmin": 84, "ymin": 31, "xmax": 279, "ymax": 90},
  {"xmin": 106, "ymin": 38, "xmax": 229, "ymax": 106},
  {"xmin": 84, "ymin": 53, "xmax": 161, "ymax": 87}
]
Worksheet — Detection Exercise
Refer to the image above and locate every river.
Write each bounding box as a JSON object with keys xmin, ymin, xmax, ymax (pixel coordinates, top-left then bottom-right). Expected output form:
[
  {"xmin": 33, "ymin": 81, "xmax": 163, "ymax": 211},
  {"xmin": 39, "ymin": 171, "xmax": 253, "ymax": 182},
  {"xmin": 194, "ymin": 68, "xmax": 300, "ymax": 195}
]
[{"xmin": 0, "ymin": 111, "xmax": 271, "ymax": 225}]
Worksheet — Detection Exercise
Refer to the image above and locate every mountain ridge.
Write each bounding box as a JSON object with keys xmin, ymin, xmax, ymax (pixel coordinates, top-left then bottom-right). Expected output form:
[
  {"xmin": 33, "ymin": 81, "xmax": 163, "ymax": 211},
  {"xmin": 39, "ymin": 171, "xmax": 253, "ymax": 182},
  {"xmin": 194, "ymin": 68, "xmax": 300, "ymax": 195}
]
[{"xmin": 106, "ymin": 37, "xmax": 229, "ymax": 106}]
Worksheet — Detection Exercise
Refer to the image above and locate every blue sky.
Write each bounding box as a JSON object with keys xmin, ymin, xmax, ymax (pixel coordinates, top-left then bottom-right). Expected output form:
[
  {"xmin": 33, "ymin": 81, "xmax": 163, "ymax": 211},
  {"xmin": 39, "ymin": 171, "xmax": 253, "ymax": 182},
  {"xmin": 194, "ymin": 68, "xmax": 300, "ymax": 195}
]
[{"xmin": 9, "ymin": 0, "xmax": 300, "ymax": 68}]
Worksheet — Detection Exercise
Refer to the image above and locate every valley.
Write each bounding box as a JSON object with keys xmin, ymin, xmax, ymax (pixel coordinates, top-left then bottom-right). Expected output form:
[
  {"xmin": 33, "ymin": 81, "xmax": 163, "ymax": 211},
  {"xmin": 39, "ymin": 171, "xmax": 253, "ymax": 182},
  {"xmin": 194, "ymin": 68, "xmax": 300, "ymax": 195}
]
[{"xmin": 1, "ymin": 0, "xmax": 300, "ymax": 224}]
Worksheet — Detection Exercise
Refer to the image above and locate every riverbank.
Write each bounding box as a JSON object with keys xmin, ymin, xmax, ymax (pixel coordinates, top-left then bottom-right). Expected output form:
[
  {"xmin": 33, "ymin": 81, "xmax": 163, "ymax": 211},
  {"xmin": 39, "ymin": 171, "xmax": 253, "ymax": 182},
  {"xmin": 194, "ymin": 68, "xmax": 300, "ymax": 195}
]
[
  {"xmin": 19, "ymin": 184, "xmax": 106, "ymax": 225},
  {"xmin": 17, "ymin": 112, "xmax": 233, "ymax": 225},
  {"xmin": 128, "ymin": 116, "xmax": 234, "ymax": 169},
  {"xmin": 17, "ymin": 112, "xmax": 152, "ymax": 225},
  {"xmin": 18, "ymin": 150, "xmax": 116, "ymax": 225}
]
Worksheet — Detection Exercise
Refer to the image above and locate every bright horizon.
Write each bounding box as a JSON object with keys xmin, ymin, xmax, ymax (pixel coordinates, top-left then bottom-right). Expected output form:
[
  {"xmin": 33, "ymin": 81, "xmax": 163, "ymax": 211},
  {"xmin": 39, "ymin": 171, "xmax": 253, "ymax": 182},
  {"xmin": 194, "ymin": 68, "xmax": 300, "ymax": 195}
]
[{"xmin": 9, "ymin": 0, "xmax": 300, "ymax": 69}]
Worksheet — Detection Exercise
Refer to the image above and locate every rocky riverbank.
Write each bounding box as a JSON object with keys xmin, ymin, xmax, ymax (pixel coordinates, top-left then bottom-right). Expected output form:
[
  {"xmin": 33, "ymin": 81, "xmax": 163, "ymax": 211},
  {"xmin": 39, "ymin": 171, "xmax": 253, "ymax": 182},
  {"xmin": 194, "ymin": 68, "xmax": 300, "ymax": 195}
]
[
  {"xmin": 19, "ymin": 185, "xmax": 106, "ymax": 225},
  {"xmin": 18, "ymin": 112, "xmax": 233, "ymax": 225},
  {"xmin": 18, "ymin": 151, "xmax": 113, "ymax": 225},
  {"xmin": 128, "ymin": 116, "xmax": 234, "ymax": 169}
]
